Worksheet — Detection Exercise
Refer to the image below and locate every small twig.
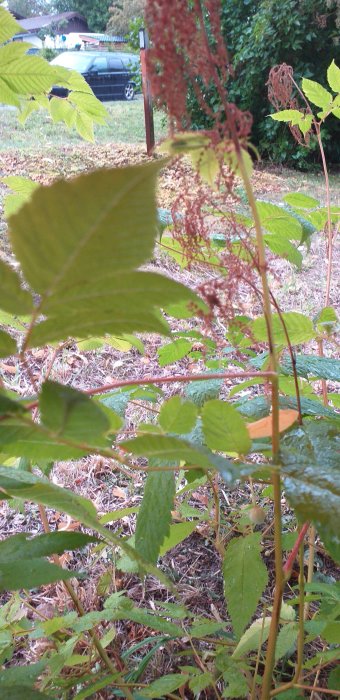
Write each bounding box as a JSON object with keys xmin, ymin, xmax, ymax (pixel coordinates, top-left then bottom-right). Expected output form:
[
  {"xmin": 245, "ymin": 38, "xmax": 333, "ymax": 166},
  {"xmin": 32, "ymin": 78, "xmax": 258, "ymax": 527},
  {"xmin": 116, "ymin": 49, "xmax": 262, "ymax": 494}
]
[{"xmin": 283, "ymin": 521, "xmax": 309, "ymax": 581}]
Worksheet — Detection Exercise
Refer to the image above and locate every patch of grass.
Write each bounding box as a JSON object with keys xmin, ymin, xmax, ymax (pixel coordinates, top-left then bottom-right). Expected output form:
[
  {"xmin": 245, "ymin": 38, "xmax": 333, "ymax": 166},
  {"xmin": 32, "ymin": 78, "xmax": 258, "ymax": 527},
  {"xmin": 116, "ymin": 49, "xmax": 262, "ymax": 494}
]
[{"xmin": 0, "ymin": 99, "xmax": 167, "ymax": 150}]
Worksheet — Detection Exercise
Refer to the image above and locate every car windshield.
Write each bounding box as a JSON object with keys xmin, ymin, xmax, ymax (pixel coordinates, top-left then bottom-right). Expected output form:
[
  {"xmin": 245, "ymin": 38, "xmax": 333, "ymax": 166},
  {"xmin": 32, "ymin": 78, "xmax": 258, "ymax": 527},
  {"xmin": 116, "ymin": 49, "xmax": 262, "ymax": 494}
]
[{"xmin": 51, "ymin": 53, "xmax": 92, "ymax": 72}]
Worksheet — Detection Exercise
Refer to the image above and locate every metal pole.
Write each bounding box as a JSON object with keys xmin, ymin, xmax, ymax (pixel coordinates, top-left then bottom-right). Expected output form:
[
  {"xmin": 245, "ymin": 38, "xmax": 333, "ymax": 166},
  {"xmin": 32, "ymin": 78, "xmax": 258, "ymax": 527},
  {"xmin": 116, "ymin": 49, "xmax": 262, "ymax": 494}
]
[{"xmin": 139, "ymin": 28, "xmax": 155, "ymax": 156}]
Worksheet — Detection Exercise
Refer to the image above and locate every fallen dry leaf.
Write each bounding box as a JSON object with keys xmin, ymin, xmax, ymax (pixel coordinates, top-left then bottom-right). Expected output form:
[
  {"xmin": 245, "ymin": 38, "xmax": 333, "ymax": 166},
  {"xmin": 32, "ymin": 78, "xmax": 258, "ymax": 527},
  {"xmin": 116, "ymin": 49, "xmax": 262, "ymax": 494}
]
[{"xmin": 247, "ymin": 409, "xmax": 299, "ymax": 439}]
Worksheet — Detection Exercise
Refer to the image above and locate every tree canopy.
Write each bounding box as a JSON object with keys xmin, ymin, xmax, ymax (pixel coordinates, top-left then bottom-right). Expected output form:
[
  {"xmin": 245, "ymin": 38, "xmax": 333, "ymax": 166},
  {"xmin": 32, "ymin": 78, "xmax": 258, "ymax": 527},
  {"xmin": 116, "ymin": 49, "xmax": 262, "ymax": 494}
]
[{"xmin": 107, "ymin": 0, "xmax": 145, "ymax": 35}]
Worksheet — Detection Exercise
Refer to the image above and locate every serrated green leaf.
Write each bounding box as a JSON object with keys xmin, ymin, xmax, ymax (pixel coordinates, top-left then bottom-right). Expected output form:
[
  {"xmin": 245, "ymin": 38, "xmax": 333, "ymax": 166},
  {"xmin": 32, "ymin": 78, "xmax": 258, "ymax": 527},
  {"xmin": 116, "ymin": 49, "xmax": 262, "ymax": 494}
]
[
  {"xmin": 283, "ymin": 193, "xmax": 319, "ymax": 209},
  {"xmin": 281, "ymin": 420, "xmax": 340, "ymax": 563},
  {"xmin": 302, "ymin": 78, "xmax": 333, "ymax": 109},
  {"xmin": 232, "ymin": 617, "xmax": 271, "ymax": 658},
  {"xmin": 159, "ymin": 396, "xmax": 198, "ymax": 433},
  {"xmin": 0, "ymin": 662, "xmax": 46, "ymax": 689},
  {"xmin": 223, "ymin": 533, "xmax": 268, "ymax": 638},
  {"xmin": 327, "ymin": 60, "xmax": 340, "ymax": 93},
  {"xmin": 275, "ymin": 622, "xmax": 298, "ymax": 660},
  {"xmin": 222, "ymin": 666, "xmax": 249, "ymax": 698},
  {"xmin": 121, "ymin": 434, "xmax": 238, "ymax": 480},
  {"xmin": 0, "ymin": 42, "xmax": 59, "ymax": 99},
  {"xmin": 281, "ymin": 354, "xmax": 340, "ymax": 380},
  {"xmin": 252, "ymin": 312, "xmax": 315, "ymax": 346},
  {"xmin": 189, "ymin": 672, "xmax": 213, "ymax": 695},
  {"xmin": 2, "ymin": 176, "xmax": 39, "ymax": 219},
  {"xmin": 184, "ymin": 377, "xmax": 223, "ymax": 406},
  {"xmin": 256, "ymin": 201, "xmax": 302, "ymax": 239},
  {"xmin": 264, "ymin": 234, "xmax": 302, "ymax": 268},
  {"xmin": 0, "ymin": 468, "xmax": 97, "ymax": 523},
  {"xmin": 135, "ymin": 471, "xmax": 175, "ymax": 563},
  {"xmin": 0, "ymin": 330, "xmax": 16, "ymax": 358},
  {"xmin": 158, "ymin": 339, "xmax": 192, "ymax": 366},
  {"xmin": 202, "ymin": 400, "xmax": 251, "ymax": 454},
  {"xmin": 40, "ymin": 381, "xmax": 113, "ymax": 444},
  {"xmin": 140, "ymin": 673, "xmax": 189, "ymax": 697},
  {"xmin": 0, "ymin": 531, "xmax": 94, "ymax": 591},
  {"xmin": 9, "ymin": 162, "xmax": 199, "ymax": 344},
  {"xmin": 270, "ymin": 109, "xmax": 303, "ymax": 124},
  {"xmin": 0, "ymin": 7, "xmax": 22, "ymax": 43}
]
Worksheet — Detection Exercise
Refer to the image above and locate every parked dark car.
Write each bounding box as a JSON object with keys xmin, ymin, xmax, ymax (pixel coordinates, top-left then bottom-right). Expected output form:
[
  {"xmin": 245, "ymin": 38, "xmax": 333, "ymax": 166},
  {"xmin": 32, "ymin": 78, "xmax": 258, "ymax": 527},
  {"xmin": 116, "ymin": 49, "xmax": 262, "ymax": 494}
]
[{"xmin": 50, "ymin": 51, "xmax": 140, "ymax": 101}]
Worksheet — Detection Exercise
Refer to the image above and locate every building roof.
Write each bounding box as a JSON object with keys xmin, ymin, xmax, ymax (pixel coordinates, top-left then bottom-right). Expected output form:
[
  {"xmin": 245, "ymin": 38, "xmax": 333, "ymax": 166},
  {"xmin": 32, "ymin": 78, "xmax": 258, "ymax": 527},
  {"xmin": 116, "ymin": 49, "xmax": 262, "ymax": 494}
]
[
  {"xmin": 18, "ymin": 12, "xmax": 87, "ymax": 32},
  {"xmin": 79, "ymin": 33, "xmax": 127, "ymax": 44}
]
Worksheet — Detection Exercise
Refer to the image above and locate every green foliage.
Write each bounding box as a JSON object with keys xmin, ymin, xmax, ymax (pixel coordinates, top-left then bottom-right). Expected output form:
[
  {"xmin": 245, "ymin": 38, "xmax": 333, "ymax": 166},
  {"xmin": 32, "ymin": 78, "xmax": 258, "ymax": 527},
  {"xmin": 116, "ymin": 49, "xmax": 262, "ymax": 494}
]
[
  {"xmin": 281, "ymin": 420, "xmax": 340, "ymax": 562},
  {"xmin": 135, "ymin": 471, "xmax": 175, "ymax": 563},
  {"xmin": 0, "ymin": 532, "xmax": 94, "ymax": 590},
  {"xmin": 0, "ymin": 5, "xmax": 339, "ymax": 695},
  {"xmin": 187, "ymin": 0, "xmax": 340, "ymax": 167},
  {"xmin": 223, "ymin": 533, "xmax": 268, "ymax": 638}
]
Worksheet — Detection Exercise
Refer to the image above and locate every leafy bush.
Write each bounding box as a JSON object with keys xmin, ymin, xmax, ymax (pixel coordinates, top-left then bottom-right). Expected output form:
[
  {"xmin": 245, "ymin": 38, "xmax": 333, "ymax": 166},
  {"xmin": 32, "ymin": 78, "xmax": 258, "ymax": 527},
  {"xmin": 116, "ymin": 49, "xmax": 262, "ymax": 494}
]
[{"xmin": 187, "ymin": 0, "xmax": 340, "ymax": 168}]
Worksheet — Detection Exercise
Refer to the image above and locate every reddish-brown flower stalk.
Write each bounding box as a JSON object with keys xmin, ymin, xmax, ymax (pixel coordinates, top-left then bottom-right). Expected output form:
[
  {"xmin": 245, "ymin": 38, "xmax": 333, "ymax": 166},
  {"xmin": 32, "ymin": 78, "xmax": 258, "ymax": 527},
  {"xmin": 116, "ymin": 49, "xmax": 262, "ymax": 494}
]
[{"xmin": 267, "ymin": 63, "xmax": 311, "ymax": 145}]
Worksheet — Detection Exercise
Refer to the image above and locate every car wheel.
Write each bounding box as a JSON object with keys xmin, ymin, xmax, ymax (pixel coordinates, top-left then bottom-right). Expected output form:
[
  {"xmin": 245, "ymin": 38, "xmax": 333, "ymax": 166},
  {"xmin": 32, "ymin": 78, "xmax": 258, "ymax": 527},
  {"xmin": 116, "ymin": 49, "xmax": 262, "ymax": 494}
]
[{"xmin": 124, "ymin": 83, "xmax": 135, "ymax": 101}]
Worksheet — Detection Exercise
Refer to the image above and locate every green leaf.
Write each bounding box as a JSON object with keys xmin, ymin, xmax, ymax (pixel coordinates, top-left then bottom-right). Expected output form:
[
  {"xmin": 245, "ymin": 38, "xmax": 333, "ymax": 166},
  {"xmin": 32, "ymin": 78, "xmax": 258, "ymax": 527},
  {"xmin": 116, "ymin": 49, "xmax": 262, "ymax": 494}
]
[
  {"xmin": 0, "ymin": 688, "xmax": 52, "ymax": 700},
  {"xmin": 159, "ymin": 396, "xmax": 198, "ymax": 433},
  {"xmin": 281, "ymin": 420, "xmax": 340, "ymax": 562},
  {"xmin": 159, "ymin": 521, "xmax": 197, "ymax": 556},
  {"xmin": 9, "ymin": 161, "xmax": 199, "ymax": 344},
  {"xmin": 223, "ymin": 533, "xmax": 268, "ymax": 638},
  {"xmin": 0, "ymin": 468, "xmax": 97, "ymax": 523},
  {"xmin": 321, "ymin": 621, "xmax": 340, "ymax": 644},
  {"xmin": 121, "ymin": 434, "xmax": 238, "ymax": 480},
  {"xmin": 0, "ymin": 662, "xmax": 46, "ymax": 688},
  {"xmin": 281, "ymin": 354, "xmax": 340, "ymax": 381},
  {"xmin": 256, "ymin": 201, "xmax": 302, "ymax": 239},
  {"xmin": 2, "ymin": 176, "xmax": 39, "ymax": 218},
  {"xmin": 184, "ymin": 377, "xmax": 223, "ymax": 406},
  {"xmin": 0, "ymin": 531, "xmax": 94, "ymax": 591},
  {"xmin": 283, "ymin": 193, "xmax": 319, "ymax": 209},
  {"xmin": 328, "ymin": 666, "xmax": 340, "ymax": 691},
  {"xmin": 114, "ymin": 608, "xmax": 182, "ymax": 637},
  {"xmin": 302, "ymin": 78, "xmax": 333, "ymax": 109},
  {"xmin": 0, "ymin": 7, "xmax": 22, "ymax": 43},
  {"xmin": 252, "ymin": 312, "xmax": 315, "ymax": 346},
  {"xmin": 135, "ymin": 471, "xmax": 175, "ymax": 563},
  {"xmin": 188, "ymin": 672, "xmax": 213, "ymax": 695},
  {"xmin": 232, "ymin": 617, "xmax": 271, "ymax": 659},
  {"xmin": 327, "ymin": 60, "xmax": 340, "ymax": 92},
  {"xmin": 140, "ymin": 673, "xmax": 189, "ymax": 698},
  {"xmin": 222, "ymin": 666, "xmax": 249, "ymax": 698},
  {"xmin": 202, "ymin": 400, "xmax": 251, "ymax": 454},
  {"xmin": 0, "ymin": 330, "xmax": 16, "ymax": 358},
  {"xmin": 270, "ymin": 109, "xmax": 303, "ymax": 124},
  {"xmin": 29, "ymin": 271, "xmax": 198, "ymax": 346},
  {"xmin": 40, "ymin": 380, "xmax": 114, "ymax": 444},
  {"xmin": 275, "ymin": 623, "xmax": 298, "ymax": 660},
  {"xmin": 0, "ymin": 42, "xmax": 59, "ymax": 103},
  {"xmin": 158, "ymin": 339, "xmax": 192, "ymax": 366},
  {"xmin": 264, "ymin": 234, "xmax": 302, "ymax": 268}
]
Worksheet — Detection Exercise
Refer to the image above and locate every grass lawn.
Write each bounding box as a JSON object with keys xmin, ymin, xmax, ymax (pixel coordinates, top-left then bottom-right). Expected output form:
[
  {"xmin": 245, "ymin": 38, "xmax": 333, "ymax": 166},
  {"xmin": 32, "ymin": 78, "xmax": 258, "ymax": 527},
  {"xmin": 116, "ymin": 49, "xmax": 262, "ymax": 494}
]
[{"xmin": 0, "ymin": 98, "xmax": 167, "ymax": 150}]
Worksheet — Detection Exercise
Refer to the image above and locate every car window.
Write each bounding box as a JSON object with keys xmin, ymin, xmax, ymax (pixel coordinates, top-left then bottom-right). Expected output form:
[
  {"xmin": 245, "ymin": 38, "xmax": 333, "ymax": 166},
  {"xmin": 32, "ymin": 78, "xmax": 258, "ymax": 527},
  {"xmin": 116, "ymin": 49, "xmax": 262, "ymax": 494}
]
[
  {"xmin": 90, "ymin": 57, "xmax": 108, "ymax": 72},
  {"xmin": 108, "ymin": 57, "xmax": 124, "ymax": 71},
  {"xmin": 50, "ymin": 53, "xmax": 92, "ymax": 72}
]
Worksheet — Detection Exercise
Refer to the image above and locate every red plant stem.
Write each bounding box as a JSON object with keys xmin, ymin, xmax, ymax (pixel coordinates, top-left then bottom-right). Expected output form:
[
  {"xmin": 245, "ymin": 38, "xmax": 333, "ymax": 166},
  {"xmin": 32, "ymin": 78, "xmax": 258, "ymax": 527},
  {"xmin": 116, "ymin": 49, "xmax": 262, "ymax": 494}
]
[
  {"xmin": 283, "ymin": 521, "xmax": 310, "ymax": 580},
  {"xmin": 84, "ymin": 370, "xmax": 276, "ymax": 397},
  {"xmin": 24, "ymin": 371, "xmax": 276, "ymax": 414}
]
